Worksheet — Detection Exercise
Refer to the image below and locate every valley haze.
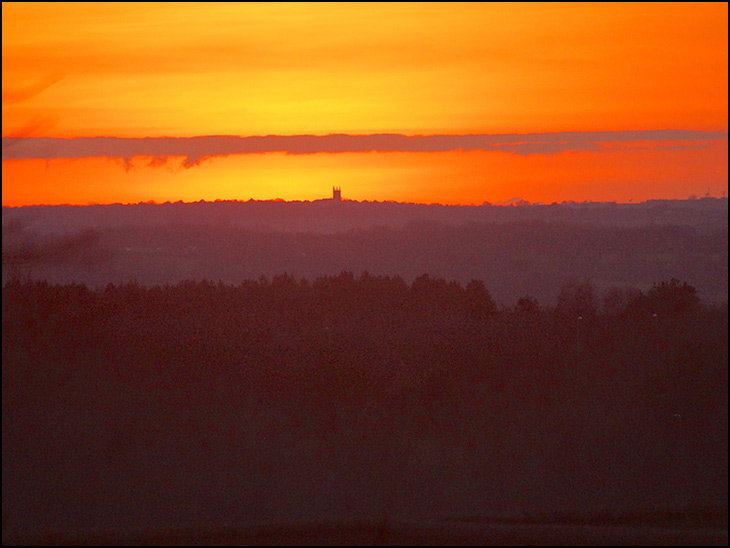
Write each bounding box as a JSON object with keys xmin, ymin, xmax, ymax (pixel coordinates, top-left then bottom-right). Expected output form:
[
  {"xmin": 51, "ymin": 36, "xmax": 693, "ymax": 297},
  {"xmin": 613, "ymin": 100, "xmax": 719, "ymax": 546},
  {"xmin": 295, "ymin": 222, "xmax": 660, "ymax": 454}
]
[{"xmin": 2, "ymin": 197, "xmax": 727, "ymax": 306}]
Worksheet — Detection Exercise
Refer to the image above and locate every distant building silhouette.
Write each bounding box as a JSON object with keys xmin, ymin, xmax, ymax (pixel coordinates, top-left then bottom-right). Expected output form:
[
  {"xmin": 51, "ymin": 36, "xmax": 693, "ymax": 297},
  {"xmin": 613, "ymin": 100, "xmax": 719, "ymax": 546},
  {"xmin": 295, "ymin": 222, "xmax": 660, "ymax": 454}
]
[{"xmin": 333, "ymin": 186, "xmax": 341, "ymax": 201}]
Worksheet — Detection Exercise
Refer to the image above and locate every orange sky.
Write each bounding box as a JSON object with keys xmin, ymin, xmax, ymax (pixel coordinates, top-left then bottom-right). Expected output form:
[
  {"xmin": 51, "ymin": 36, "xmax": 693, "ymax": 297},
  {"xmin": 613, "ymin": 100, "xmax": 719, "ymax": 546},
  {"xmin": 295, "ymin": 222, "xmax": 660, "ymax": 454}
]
[{"xmin": 2, "ymin": 2, "xmax": 728, "ymax": 206}]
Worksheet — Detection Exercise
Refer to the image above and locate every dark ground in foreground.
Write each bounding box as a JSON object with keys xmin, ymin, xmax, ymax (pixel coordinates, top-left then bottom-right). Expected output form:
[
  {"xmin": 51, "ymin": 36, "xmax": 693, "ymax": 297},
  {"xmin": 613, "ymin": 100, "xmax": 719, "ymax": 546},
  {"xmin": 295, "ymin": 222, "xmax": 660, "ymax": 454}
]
[{"xmin": 4, "ymin": 514, "xmax": 728, "ymax": 546}]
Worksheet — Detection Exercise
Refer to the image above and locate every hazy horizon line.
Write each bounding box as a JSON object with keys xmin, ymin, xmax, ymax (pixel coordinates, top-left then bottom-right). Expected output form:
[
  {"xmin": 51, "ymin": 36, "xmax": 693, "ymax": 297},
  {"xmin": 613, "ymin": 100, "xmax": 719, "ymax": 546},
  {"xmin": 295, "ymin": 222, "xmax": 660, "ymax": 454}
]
[{"xmin": 4, "ymin": 195, "xmax": 727, "ymax": 210}]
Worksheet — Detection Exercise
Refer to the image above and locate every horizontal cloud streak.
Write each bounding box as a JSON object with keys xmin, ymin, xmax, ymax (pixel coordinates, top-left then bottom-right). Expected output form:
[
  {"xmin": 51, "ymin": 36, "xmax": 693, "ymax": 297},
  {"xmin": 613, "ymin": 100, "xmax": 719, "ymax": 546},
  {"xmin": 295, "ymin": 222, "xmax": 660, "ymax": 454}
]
[{"xmin": 2, "ymin": 130, "xmax": 727, "ymax": 167}]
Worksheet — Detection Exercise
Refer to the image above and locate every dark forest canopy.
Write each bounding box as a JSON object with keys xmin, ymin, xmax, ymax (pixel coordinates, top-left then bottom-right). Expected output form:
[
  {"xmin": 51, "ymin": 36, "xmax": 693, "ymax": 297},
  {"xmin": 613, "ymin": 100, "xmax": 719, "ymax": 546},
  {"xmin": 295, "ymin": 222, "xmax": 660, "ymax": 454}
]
[{"xmin": 3, "ymin": 275, "xmax": 727, "ymax": 535}]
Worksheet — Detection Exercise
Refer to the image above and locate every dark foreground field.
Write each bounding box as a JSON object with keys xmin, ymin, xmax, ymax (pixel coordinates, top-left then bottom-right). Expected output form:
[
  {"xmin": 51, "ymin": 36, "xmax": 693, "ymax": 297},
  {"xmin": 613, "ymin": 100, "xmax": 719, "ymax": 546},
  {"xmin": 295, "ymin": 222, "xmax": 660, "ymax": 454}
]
[{"xmin": 4, "ymin": 516, "xmax": 728, "ymax": 546}]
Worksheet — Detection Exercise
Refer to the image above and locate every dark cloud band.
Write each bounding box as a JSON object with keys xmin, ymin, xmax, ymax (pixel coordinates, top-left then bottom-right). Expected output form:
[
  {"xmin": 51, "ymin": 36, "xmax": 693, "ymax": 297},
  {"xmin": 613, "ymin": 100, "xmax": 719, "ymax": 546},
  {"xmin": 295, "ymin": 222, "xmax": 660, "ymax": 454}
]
[{"xmin": 2, "ymin": 130, "xmax": 726, "ymax": 166}]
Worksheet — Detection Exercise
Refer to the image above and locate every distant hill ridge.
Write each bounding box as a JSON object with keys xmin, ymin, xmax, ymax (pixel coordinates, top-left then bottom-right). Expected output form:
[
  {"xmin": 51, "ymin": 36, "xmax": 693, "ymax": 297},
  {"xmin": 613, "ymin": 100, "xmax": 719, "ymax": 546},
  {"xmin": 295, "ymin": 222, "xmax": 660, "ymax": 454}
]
[{"xmin": 3, "ymin": 197, "xmax": 727, "ymax": 235}]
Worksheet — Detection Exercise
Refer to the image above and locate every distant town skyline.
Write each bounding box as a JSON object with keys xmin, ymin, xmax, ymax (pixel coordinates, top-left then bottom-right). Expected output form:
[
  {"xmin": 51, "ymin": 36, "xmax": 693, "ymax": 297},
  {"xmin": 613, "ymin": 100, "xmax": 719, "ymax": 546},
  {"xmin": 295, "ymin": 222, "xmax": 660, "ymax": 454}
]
[{"xmin": 2, "ymin": 2, "xmax": 727, "ymax": 206}]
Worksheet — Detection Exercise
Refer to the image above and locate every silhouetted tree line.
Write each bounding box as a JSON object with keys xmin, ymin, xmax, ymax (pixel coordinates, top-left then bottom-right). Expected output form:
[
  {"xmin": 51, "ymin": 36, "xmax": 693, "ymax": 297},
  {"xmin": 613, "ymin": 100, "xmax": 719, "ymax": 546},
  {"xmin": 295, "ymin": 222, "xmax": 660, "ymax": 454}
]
[{"xmin": 2, "ymin": 274, "xmax": 727, "ymax": 530}]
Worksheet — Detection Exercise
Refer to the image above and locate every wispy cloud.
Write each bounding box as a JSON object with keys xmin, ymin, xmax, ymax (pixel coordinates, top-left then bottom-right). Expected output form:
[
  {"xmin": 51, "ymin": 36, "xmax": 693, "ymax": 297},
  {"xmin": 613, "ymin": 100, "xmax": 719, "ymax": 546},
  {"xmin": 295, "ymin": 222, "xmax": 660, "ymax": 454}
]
[
  {"xmin": 2, "ymin": 71, "xmax": 64, "ymax": 106},
  {"xmin": 2, "ymin": 130, "xmax": 726, "ymax": 167}
]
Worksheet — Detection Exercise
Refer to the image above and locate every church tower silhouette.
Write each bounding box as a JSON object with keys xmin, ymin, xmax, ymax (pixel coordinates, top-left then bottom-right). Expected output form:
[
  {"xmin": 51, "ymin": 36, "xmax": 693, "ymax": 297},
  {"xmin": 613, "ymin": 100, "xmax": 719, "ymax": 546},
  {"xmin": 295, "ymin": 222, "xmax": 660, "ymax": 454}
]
[{"xmin": 332, "ymin": 187, "xmax": 341, "ymax": 201}]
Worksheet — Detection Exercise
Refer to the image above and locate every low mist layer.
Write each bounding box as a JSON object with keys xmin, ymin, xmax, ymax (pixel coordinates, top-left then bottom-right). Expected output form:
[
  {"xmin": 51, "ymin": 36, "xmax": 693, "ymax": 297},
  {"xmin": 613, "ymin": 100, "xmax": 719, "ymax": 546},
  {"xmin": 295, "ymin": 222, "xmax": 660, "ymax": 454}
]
[{"xmin": 3, "ymin": 199, "xmax": 727, "ymax": 306}]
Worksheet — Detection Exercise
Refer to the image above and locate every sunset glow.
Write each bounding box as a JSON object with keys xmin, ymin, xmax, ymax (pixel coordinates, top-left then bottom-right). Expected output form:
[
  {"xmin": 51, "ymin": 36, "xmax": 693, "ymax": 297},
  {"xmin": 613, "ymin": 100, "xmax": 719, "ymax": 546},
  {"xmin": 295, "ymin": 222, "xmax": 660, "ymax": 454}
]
[{"xmin": 2, "ymin": 2, "xmax": 728, "ymax": 206}]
